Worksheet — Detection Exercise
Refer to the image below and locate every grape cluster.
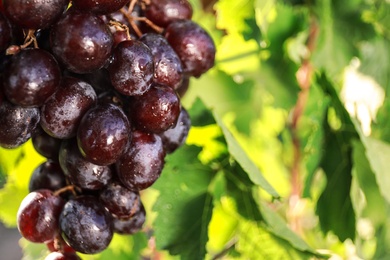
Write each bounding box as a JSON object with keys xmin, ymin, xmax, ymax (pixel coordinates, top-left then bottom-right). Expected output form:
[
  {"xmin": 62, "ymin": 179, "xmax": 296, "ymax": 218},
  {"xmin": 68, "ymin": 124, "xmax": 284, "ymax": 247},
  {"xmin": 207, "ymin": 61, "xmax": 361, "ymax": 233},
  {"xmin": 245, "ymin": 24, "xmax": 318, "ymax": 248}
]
[{"xmin": 0, "ymin": 0, "xmax": 215, "ymax": 258}]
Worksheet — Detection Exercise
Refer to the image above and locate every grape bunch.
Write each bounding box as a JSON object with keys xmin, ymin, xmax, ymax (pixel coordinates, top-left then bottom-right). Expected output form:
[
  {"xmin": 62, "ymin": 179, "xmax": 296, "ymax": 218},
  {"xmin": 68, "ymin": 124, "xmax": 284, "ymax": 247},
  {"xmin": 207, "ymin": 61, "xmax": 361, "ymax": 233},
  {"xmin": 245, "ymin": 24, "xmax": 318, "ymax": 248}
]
[{"xmin": 0, "ymin": 0, "xmax": 215, "ymax": 258}]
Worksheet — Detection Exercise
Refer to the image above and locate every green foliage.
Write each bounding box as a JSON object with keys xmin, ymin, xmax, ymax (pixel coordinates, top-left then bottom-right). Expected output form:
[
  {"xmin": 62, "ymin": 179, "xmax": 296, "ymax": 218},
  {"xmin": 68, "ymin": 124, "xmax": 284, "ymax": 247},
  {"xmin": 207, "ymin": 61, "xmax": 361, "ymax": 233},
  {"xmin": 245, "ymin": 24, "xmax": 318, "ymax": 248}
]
[{"xmin": 1, "ymin": 0, "xmax": 390, "ymax": 259}]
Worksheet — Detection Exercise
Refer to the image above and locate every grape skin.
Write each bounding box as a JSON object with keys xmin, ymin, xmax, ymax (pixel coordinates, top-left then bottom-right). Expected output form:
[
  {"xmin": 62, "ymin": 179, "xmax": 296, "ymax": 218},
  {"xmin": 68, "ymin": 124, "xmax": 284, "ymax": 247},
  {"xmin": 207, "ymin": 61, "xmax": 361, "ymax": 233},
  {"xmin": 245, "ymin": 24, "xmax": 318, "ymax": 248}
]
[
  {"xmin": 130, "ymin": 83, "xmax": 181, "ymax": 134},
  {"xmin": 140, "ymin": 33, "xmax": 184, "ymax": 90},
  {"xmin": 99, "ymin": 182, "xmax": 141, "ymax": 219},
  {"xmin": 29, "ymin": 161, "xmax": 67, "ymax": 192},
  {"xmin": 144, "ymin": 0, "xmax": 193, "ymax": 28},
  {"xmin": 50, "ymin": 10, "xmax": 114, "ymax": 74},
  {"xmin": 59, "ymin": 140, "xmax": 113, "ymax": 190},
  {"xmin": 0, "ymin": 100, "xmax": 40, "ymax": 149},
  {"xmin": 17, "ymin": 189, "xmax": 65, "ymax": 243},
  {"xmin": 108, "ymin": 40, "xmax": 154, "ymax": 96},
  {"xmin": 3, "ymin": 48, "xmax": 61, "ymax": 107},
  {"xmin": 0, "ymin": 12, "xmax": 11, "ymax": 52},
  {"xmin": 72, "ymin": 0, "xmax": 129, "ymax": 15},
  {"xmin": 3, "ymin": 0, "xmax": 69, "ymax": 30},
  {"xmin": 59, "ymin": 196, "xmax": 113, "ymax": 254},
  {"xmin": 116, "ymin": 130, "xmax": 166, "ymax": 191},
  {"xmin": 40, "ymin": 77, "xmax": 97, "ymax": 139},
  {"xmin": 165, "ymin": 20, "xmax": 216, "ymax": 77},
  {"xmin": 77, "ymin": 103, "xmax": 131, "ymax": 166}
]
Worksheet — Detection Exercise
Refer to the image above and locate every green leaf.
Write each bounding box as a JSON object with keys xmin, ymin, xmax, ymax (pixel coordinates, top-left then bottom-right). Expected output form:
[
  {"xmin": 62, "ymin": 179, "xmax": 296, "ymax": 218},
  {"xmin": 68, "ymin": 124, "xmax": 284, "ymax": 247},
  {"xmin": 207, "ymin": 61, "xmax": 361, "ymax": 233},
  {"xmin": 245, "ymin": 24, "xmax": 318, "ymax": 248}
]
[
  {"xmin": 152, "ymin": 145, "xmax": 215, "ymax": 260},
  {"xmin": 257, "ymin": 201, "xmax": 316, "ymax": 253},
  {"xmin": 234, "ymin": 219, "xmax": 318, "ymax": 260},
  {"xmin": 214, "ymin": 114, "xmax": 280, "ymax": 198},
  {"xmin": 351, "ymin": 140, "xmax": 388, "ymax": 226},
  {"xmin": 358, "ymin": 135, "xmax": 390, "ymax": 206},
  {"xmin": 300, "ymin": 82, "xmax": 330, "ymax": 197},
  {"xmin": 315, "ymin": 73, "xmax": 357, "ymax": 241},
  {"xmin": 214, "ymin": 0, "xmax": 256, "ymax": 36},
  {"xmin": 312, "ymin": 0, "xmax": 374, "ymax": 79},
  {"xmin": 358, "ymin": 39, "xmax": 390, "ymax": 91}
]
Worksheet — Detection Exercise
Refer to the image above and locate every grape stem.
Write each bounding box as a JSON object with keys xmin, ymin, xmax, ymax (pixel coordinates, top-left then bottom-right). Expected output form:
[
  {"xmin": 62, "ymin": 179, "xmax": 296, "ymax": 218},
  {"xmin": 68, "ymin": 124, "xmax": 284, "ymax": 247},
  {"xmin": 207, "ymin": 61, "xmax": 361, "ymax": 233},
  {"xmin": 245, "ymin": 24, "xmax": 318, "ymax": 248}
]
[
  {"xmin": 109, "ymin": 20, "xmax": 132, "ymax": 40},
  {"xmin": 119, "ymin": 0, "xmax": 164, "ymax": 38},
  {"xmin": 288, "ymin": 15, "xmax": 319, "ymax": 234},
  {"xmin": 5, "ymin": 29, "xmax": 38, "ymax": 55},
  {"xmin": 53, "ymin": 185, "xmax": 77, "ymax": 197}
]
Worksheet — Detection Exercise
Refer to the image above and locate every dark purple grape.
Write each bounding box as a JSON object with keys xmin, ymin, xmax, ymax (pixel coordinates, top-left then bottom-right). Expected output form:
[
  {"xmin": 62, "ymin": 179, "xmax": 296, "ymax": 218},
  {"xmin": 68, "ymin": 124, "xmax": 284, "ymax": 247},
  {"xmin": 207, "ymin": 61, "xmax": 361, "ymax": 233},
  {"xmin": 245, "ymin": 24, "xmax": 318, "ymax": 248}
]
[
  {"xmin": 108, "ymin": 40, "xmax": 154, "ymax": 96},
  {"xmin": 40, "ymin": 77, "xmax": 97, "ymax": 139},
  {"xmin": 99, "ymin": 182, "xmax": 141, "ymax": 219},
  {"xmin": 116, "ymin": 130, "xmax": 165, "ymax": 191},
  {"xmin": 29, "ymin": 161, "xmax": 67, "ymax": 192},
  {"xmin": 59, "ymin": 140, "xmax": 113, "ymax": 190},
  {"xmin": 113, "ymin": 204, "xmax": 145, "ymax": 234},
  {"xmin": 45, "ymin": 252, "xmax": 81, "ymax": 260},
  {"xmin": 17, "ymin": 189, "xmax": 65, "ymax": 243},
  {"xmin": 72, "ymin": 0, "xmax": 129, "ymax": 14},
  {"xmin": 0, "ymin": 12, "xmax": 11, "ymax": 52},
  {"xmin": 0, "ymin": 100, "xmax": 40, "ymax": 148},
  {"xmin": 32, "ymin": 126, "xmax": 62, "ymax": 160},
  {"xmin": 59, "ymin": 196, "xmax": 113, "ymax": 254},
  {"xmin": 140, "ymin": 33, "xmax": 184, "ymax": 89},
  {"xmin": 165, "ymin": 20, "xmax": 216, "ymax": 77},
  {"xmin": 160, "ymin": 107, "xmax": 190, "ymax": 153},
  {"xmin": 3, "ymin": 0, "xmax": 69, "ymax": 29},
  {"xmin": 130, "ymin": 84, "xmax": 180, "ymax": 134},
  {"xmin": 144, "ymin": 0, "xmax": 193, "ymax": 28},
  {"xmin": 3, "ymin": 48, "xmax": 61, "ymax": 107},
  {"xmin": 51, "ymin": 10, "xmax": 114, "ymax": 73},
  {"xmin": 77, "ymin": 103, "xmax": 131, "ymax": 166}
]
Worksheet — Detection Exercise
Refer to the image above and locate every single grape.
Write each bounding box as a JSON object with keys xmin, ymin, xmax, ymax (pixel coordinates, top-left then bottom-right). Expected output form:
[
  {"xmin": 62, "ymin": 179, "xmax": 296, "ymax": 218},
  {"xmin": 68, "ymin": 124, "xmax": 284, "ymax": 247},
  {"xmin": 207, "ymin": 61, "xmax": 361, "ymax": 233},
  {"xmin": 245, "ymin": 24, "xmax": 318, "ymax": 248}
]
[
  {"xmin": 59, "ymin": 196, "xmax": 113, "ymax": 254},
  {"xmin": 45, "ymin": 252, "xmax": 81, "ymax": 260},
  {"xmin": 77, "ymin": 103, "xmax": 131, "ymax": 166},
  {"xmin": 40, "ymin": 77, "xmax": 97, "ymax": 139},
  {"xmin": 108, "ymin": 40, "xmax": 154, "ymax": 96},
  {"xmin": 140, "ymin": 33, "xmax": 184, "ymax": 89},
  {"xmin": 144, "ymin": 0, "xmax": 193, "ymax": 28},
  {"xmin": 0, "ymin": 12, "xmax": 11, "ymax": 52},
  {"xmin": 160, "ymin": 107, "xmax": 191, "ymax": 153},
  {"xmin": 0, "ymin": 100, "xmax": 40, "ymax": 148},
  {"xmin": 51, "ymin": 10, "xmax": 114, "ymax": 73},
  {"xmin": 129, "ymin": 83, "xmax": 180, "ymax": 134},
  {"xmin": 59, "ymin": 140, "xmax": 113, "ymax": 190},
  {"xmin": 99, "ymin": 182, "xmax": 141, "ymax": 219},
  {"xmin": 72, "ymin": 0, "xmax": 129, "ymax": 14},
  {"xmin": 32, "ymin": 126, "xmax": 62, "ymax": 160},
  {"xmin": 116, "ymin": 130, "xmax": 165, "ymax": 191},
  {"xmin": 165, "ymin": 20, "xmax": 216, "ymax": 77},
  {"xmin": 3, "ymin": 48, "xmax": 61, "ymax": 107},
  {"xmin": 17, "ymin": 189, "xmax": 65, "ymax": 243},
  {"xmin": 29, "ymin": 161, "xmax": 67, "ymax": 192},
  {"xmin": 3, "ymin": 0, "xmax": 69, "ymax": 29},
  {"xmin": 113, "ymin": 204, "xmax": 146, "ymax": 234}
]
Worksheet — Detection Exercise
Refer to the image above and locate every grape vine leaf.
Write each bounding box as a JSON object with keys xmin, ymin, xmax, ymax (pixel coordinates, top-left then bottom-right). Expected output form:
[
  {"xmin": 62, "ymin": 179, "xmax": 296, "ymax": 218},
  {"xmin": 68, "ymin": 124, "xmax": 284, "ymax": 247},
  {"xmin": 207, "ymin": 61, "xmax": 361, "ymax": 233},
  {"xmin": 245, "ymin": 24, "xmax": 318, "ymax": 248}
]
[
  {"xmin": 300, "ymin": 82, "xmax": 330, "ymax": 197},
  {"xmin": 315, "ymin": 73, "xmax": 357, "ymax": 241},
  {"xmin": 152, "ymin": 145, "xmax": 215, "ymax": 260},
  {"xmin": 214, "ymin": 113, "xmax": 280, "ymax": 198},
  {"xmin": 358, "ymin": 135, "xmax": 390, "ymax": 206},
  {"xmin": 257, "ymin": 201, "xmax": 317, "ymax": 254}
]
